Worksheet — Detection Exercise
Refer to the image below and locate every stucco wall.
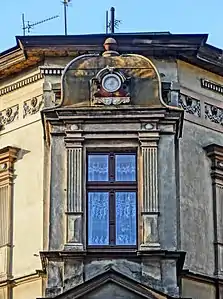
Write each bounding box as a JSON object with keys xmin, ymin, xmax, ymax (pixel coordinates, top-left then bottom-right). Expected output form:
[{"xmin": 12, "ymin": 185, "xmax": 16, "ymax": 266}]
[
  {"xmin": 13, "ymin": 278, "xmax": 42, "ymax": 299},
  {"xmin": 180, "ymin": 120, "xmax": 222, "ymax": 275},
  {"xmin": 0, "ymin": 67, "xmax": 44, "ymax": 284},
  {"xmin": 0, "ymin": 120, "xmax": 44, "ymax": 277},
  {"xmin": 181, "ymin": 278, "xmax": 216, "ymax": 299}
]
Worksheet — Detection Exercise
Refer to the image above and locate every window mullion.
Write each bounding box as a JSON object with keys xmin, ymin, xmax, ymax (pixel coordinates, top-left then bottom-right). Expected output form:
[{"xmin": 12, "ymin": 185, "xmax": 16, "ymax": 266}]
[
  {"xmin": 109, "ymin": 191, "xmax": 115, "ymax": 245},
  {"xmin": 109, "ymin": 153, "xmax": 115, "ymax": 182}
]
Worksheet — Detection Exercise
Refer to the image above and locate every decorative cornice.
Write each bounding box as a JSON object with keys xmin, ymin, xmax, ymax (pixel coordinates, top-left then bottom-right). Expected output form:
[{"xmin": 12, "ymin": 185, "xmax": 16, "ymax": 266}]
[
  {"xmin": 40, "ymin": 67, "xmax": 64, "ymax": 76},
  {"xmin": 0, "ymin": 73, "xmax": 43, "ymax": 97},
  {"xmin": 201, "ymin": 78, "xmax": 223, "ymax": 95}
]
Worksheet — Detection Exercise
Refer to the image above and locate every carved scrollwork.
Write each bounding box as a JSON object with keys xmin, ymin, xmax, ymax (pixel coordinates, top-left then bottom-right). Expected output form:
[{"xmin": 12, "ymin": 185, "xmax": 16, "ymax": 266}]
[
  {"xmin": 0, "ymin": 105, "xmax": 19, "ymax": 128},
  {"xmin": 205, "ymin": 103, "xmax": 223, "ymax": 126},
  {"xmin": 179, "ymin": 94, "xmax": 201, "ymax": 117},
  {"xmin": 23, "ymin": 95, "xmax": 44, "ymax": 118}
]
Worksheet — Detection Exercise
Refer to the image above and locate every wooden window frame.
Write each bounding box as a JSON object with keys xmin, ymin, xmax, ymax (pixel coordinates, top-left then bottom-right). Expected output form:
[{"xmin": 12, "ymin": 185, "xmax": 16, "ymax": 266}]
[{"xmin": 86, "ymin": 151, "xmax": 138, "ymax": 249}]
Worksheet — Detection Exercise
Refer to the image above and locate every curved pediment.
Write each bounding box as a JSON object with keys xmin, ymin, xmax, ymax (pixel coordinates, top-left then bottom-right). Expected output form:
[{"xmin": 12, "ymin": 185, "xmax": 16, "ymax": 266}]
[{"xmin": 60, "ymin": 38, "xmax": 167, "ymax": 108}]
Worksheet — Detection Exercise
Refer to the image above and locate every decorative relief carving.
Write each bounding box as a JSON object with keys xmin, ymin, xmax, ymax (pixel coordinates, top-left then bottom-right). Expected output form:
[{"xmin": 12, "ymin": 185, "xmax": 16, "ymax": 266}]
[
  {"xmin": 179, "ymin": 94, "xmax": 201, "ymax": 117},
  {"xmin": 0, "ymin": 104, "xmax": 19, "ymax": 128},
  {"xmin": 93, "ymin": 97, "xmax": 130, "ymax": 106},
  {"xmin": 0, "ymin": 73, "xmax": 43, "ymax": 97},
  {"xmin": 201, "ymin": 78, "xmax": 223, "ymax": 95},
  {"xmin": 23, "ymin": 94, "xmax": 44, "ymax": 118},
  {"xmin": 205, "ymin": 103, "xmax": 223, "ymax": 126}
]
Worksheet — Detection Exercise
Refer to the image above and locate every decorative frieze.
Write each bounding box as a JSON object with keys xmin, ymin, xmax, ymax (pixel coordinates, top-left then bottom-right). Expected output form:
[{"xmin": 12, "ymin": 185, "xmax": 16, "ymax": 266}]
[
  {"xmin": 0, "ymin": 73, "xmax": 43, "ymax": 97},
  {"xmin": 179, "ymin": 94, "xmax": 201, "ymax": 117},
  {"xmin": 201, "ymin": 78, "xmax": 223, "ymax": 95},
  {"xmin": 23, "ymin": 94, "xmax": 44, "ymax": 118},
  {"xmin": 205, "ymin": 103, "xmax": 223, "ymax": 126},
  {"xmin": 0, "ymin": 104, "xmax": 19, "ymax": 128}
]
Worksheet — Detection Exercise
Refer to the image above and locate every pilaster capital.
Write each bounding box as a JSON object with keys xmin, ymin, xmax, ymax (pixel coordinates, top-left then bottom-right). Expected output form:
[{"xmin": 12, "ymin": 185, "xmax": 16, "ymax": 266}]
[
  {"xmin": 64, "ymin": 132, "xmax": 84, "ymax": 148},
  {"xmin": 0, "ymin": 146, "xmax": 20, "ymax": 184},
  {"xmin": 204, "ymin": 144, "xmax": 223, "ymax": 185},
  {"xmin": 138, "ymin": 132, "xmax": 160, "ymax": 147}
]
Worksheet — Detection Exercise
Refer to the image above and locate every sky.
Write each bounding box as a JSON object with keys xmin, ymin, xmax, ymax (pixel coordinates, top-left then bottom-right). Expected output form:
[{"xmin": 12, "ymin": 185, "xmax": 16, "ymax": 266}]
[{"xmin": 1, "ymin": 0, "xmax": 223, "ymax": 53}]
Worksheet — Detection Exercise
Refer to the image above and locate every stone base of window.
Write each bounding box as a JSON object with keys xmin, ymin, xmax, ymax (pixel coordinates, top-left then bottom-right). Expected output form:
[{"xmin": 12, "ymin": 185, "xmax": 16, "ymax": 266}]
[
  {"xmin": 64, "ymin": 243, "xmax": 84, "ymax": 251},
  {"xmin": 139, "ymin": 243, "xmax": 160, "ymax": 250}
]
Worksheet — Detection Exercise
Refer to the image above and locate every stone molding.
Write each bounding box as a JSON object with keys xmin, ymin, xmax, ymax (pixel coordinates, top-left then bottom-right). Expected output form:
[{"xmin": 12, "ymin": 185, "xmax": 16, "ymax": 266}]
[
  {"xmin": 0, "ymin": 73, "xmax": 43, "ymax": 97},
  {"xmin": 0, "ymin": 146, "xmax": 19, "ymax": 281}
]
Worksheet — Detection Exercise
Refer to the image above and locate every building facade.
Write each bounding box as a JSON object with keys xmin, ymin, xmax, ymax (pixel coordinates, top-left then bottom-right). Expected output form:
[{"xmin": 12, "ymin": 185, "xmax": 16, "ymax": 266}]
[{"xmin": 0, "ymin": 33, "xmax": 222, "ymax": 299}]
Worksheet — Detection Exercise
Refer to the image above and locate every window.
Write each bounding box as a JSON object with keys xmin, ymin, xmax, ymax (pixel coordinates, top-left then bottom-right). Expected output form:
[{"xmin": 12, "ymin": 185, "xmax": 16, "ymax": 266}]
[{"xmin": 87, "ymin": 152, "xmax": 137, "ymax": 248}]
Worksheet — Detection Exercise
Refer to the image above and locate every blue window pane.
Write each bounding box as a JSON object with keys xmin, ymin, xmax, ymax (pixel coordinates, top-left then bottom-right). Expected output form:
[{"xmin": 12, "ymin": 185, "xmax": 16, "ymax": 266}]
[
  {"xmin": 115, "ymin": 154, "xmax": 136, "ymax": 181},
  {"xmin": 88, "ymin": 192, "xmax": 109, "ymax": 245},
  {"xmin": 116, "ymin": 192, "xmax": 137, "ymax": 245},
  {"xmin": 88, "ymin": 155, "xmax": 109, "ymax": 181}
]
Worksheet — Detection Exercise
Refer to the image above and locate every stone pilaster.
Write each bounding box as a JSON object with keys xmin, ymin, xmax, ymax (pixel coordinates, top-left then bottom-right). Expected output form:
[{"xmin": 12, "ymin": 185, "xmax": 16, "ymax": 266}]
[
  {"xmin": 64, "ymin": 127, "xmax": 84, "ymax": 251},
  {"xmin": 0, "ymin": 146, "xmax": 19, "ymax": 281},
  {"xmin": 139, "ymin": 132, "xmax": 160, "ymax": 250},
  {"xmin": 204, "ymin": 144, "xmax": 223, "ymax": 278}
]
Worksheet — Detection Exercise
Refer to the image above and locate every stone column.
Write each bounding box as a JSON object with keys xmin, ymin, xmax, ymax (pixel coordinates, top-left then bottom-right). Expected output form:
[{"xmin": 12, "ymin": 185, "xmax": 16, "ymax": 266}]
[
  {"xmin": 204, "ymin": 144, "xmax": 223, "ymax": 278},
  {"xmin": 64, "ymin": 127, "xmax": 84, "ymax": 251},
  {"xmin": 139, "ymin": 132, "xmax": 160, "ymax": 250}
]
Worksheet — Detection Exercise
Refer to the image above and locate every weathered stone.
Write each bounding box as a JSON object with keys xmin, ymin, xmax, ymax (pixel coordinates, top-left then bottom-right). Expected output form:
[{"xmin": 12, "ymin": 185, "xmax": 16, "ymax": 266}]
[{"xmin": 64, "ymin": 260, "xmax": 83, "ymax": 291}]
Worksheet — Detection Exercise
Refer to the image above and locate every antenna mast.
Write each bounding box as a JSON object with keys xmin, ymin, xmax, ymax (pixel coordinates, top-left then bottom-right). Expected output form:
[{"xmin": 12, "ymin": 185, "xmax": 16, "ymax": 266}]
[
  {"xmin": 22, "ymin": 14, "xmax": 59, "ymax": 36},
  {"xmin": 62, "ymin": 0, "xmax": 71, "ymax": 35},
  {"xmin": 105, "ymin": 7, "xmax": 121, "ymax": 34}
]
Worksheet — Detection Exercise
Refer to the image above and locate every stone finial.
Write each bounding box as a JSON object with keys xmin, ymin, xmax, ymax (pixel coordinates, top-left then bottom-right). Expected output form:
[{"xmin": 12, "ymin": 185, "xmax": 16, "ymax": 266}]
[{"xmin": 102, "ymin": 37, "xmax": 119, "ymax": 57}]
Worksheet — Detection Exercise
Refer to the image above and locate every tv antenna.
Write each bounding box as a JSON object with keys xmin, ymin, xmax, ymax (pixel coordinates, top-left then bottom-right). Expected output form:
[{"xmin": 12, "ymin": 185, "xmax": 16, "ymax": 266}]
[
  {"xmin": 22, "ymin": 14, "xmax": 59, "ymax": 36},
  {"xmin": 62, "ymin": 0, "xmax": 72, "ymax": 35},
  {"xmin": 106, "ymin": 7, "xmax": 121, "ymax": 34}
]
